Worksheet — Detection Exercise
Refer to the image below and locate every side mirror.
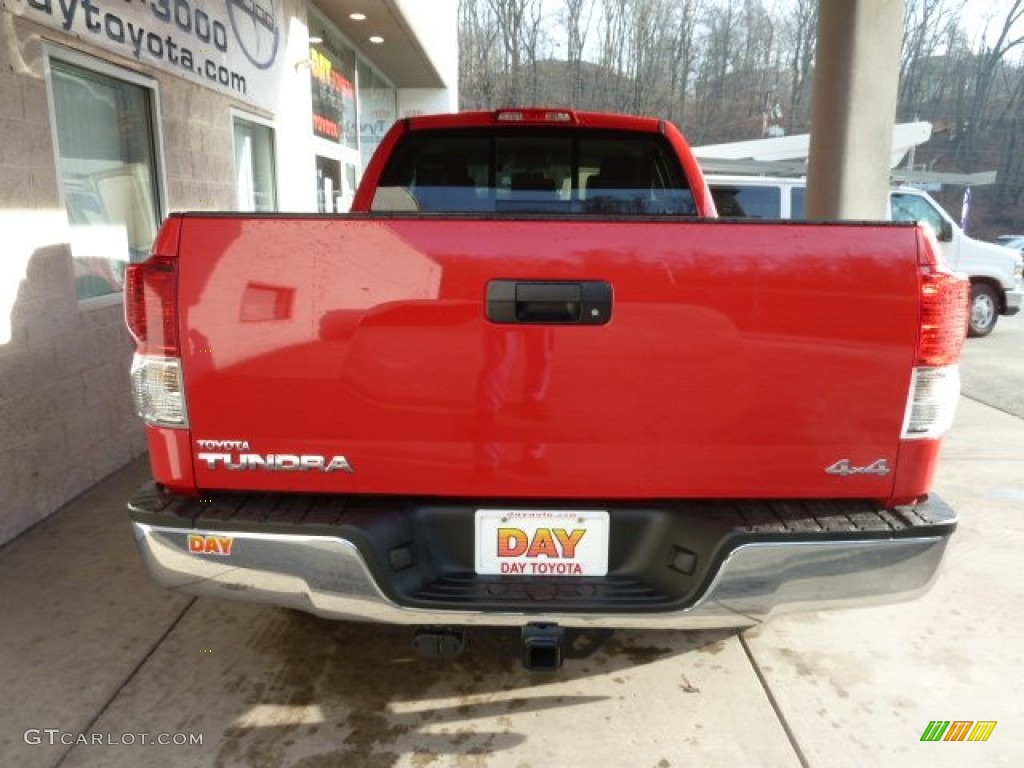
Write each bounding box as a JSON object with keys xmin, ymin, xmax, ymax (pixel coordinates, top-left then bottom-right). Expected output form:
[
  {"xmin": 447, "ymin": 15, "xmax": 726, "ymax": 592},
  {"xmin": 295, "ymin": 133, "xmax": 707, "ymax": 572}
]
[{"xmin": 938, "ymin": 219, "xmax": 954, "ymax": 242}]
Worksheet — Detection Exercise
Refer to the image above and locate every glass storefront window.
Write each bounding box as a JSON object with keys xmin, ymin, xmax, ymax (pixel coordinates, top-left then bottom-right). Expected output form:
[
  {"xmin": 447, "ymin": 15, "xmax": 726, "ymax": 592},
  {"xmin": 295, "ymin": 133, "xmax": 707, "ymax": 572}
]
[
  {"xmin": 358, "ymin": 59, "xmax": 397, "ymax": 169},
  {"xmin": 233, "ymin": 116, "xmax": 277, "ymax": 211},
  {"xmin": 316, "ymin": 155, "xmax": 343, "ymax": 213},
  {"xmin": 306, "ymin": 7, "xmax": 397, "ymax": 208},
  {"xmin": 309, "ymin": 32, "xmax": 357, "ymax": 150},
  {"xmin": 50, "ymin": 58, "xmax": 161, "ymax": 301}
]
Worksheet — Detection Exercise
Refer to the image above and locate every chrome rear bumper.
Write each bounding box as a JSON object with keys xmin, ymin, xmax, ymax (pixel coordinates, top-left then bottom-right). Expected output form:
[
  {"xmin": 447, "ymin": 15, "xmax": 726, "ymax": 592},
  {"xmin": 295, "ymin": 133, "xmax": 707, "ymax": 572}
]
[{"xmin": 131, "ymin": 521, "xmax": 951, "ymax": 630}]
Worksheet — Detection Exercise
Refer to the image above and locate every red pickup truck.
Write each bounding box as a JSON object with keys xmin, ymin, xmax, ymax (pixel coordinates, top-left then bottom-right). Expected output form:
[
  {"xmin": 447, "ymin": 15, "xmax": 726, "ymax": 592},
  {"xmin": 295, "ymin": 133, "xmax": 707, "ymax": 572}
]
[{"xmin": 126, "ymin": 109, "xmax": 966, "ymax": 670}]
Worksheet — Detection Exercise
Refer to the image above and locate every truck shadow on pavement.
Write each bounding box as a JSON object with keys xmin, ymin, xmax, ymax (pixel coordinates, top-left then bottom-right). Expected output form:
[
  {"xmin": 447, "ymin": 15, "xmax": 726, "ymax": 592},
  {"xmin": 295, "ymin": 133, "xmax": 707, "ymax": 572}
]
[{"xmin": 204, "ymin": 605, "xmax": 739, "ymax": 766}]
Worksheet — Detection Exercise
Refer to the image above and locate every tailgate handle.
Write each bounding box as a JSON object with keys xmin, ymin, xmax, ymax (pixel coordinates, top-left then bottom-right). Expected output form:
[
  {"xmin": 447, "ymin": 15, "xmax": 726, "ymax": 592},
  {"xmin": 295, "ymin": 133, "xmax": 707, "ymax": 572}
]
[{"xmin": 486, "ymin": 280, "xmax": 612, "ymax": 325}]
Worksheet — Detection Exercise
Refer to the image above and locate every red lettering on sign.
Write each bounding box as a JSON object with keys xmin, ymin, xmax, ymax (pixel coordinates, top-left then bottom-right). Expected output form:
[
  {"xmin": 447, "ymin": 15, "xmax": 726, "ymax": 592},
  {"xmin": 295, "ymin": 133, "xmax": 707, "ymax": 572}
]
[
  {"xmin": 553, "ymin": 528, "xmax": 586, "ymax": 558},
  {"xmin": 313, "ymin": 114, "xmax": 340, "ymax": 139},
  {"xmin": 498, "ymin": 527, "xmax": 528, "ymax": 557},
  {"xmin": 526, "ymin": 528, "xmax": 559, "ymax": 558}
]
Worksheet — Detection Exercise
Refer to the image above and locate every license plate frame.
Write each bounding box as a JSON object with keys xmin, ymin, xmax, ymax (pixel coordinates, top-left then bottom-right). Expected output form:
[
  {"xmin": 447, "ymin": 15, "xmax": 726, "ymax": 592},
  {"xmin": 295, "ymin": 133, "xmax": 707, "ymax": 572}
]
[{"xmin": 474, "ymin": 509, "xmax": 610, "ymax": 577}]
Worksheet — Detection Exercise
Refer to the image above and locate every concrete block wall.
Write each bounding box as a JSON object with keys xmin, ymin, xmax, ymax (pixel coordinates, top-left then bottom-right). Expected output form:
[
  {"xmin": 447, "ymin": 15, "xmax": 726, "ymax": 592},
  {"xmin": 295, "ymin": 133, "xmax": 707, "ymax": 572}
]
[
  {"xmin": 0, "ymin": 14, "xmax": 241, "ymax": 545},
  {"xmin": 161, "ymin": 84, "xmax": 237, "ymax": 213}
]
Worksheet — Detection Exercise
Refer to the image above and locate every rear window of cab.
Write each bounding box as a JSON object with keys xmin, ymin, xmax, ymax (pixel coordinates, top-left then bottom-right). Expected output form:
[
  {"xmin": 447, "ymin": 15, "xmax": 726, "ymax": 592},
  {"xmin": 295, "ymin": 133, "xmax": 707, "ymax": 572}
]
[{"xmin": 371, "ymin": 129, "xmax": 697, "ymax": 216}]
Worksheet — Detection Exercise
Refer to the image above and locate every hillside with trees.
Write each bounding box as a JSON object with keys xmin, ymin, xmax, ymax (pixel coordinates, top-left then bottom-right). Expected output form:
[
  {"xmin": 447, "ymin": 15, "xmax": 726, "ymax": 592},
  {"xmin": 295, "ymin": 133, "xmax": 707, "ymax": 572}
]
[{"xmin": 458, "ymin": 0, "xmax": 1024, "ymax": 239}]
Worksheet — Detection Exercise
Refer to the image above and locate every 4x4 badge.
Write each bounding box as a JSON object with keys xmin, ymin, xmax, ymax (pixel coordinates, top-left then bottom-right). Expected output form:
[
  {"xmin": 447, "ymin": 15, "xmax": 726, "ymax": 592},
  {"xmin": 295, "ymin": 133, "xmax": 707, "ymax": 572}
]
[{"xmin": 825, "ymin": 459, "xmax": 890, "ymax": 477}]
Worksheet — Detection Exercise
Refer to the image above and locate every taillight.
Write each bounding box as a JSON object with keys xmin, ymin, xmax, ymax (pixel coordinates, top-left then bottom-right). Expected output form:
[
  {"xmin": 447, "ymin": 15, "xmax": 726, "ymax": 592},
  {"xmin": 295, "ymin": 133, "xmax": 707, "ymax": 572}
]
[
  {"xmin": 124, "ymin": 218, "xmax": 188, "ymax": 428},
  {"xmin": 903, "ymin": 229, "xmax": 968, "ymax": 439},
  {"xmin": 917, "ymin": 268, "xmax": 967, "ymax": 367},
  {"xmin": 901, "ymin": 366, "xmax": 960, "ymax": 438},
  {"xmin": 125, "ymin": 254, "xmax": 179, "ymax": 355},
  {"xmin": 131, "ymin": 355, "xmax": 188, "ymax": 427}
]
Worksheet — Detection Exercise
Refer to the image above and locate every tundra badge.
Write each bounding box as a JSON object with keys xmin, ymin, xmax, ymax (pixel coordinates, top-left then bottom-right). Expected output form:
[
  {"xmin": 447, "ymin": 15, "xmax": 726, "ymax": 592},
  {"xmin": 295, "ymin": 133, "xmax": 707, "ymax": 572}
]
[
  {"xmin": 197, "ymin": 453, "xmax": 355, "ymax": 473},
  {"xmin": 195, "ymin": 440, "xmax": 354, "ymax": 473}
]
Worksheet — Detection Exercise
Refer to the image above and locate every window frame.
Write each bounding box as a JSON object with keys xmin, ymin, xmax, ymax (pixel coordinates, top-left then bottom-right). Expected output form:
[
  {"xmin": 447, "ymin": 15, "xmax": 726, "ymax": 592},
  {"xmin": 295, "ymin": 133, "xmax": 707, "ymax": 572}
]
[
  {"xmin": 43, "ymin": 45, "xmax": 168, "ymax": 309},
  {"xmin": 890, "ymin": 192, "xmax": 948, "ymax": 233},
  {"xmin": 724, "ymin": 184, "xmax": 783, "ymax": 219},
  {"xmin": 230, "ymin": 108, "xmax": 279, "ymax": 212}
]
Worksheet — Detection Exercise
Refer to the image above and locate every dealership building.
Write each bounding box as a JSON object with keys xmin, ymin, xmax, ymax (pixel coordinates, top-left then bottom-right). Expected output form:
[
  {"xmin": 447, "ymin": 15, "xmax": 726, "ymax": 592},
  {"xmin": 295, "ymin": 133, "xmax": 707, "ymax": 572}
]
[{"xmin": 0, "ymin": 0, "xmax": 458, "ymax": 544}]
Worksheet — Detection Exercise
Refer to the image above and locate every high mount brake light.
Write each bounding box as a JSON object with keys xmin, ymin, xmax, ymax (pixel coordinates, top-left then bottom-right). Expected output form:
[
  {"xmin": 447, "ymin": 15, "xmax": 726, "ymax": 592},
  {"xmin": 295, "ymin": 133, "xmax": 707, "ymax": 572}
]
[{"xmin": 494, "ymin": 109, "xmax": 576, "ymax": 124}]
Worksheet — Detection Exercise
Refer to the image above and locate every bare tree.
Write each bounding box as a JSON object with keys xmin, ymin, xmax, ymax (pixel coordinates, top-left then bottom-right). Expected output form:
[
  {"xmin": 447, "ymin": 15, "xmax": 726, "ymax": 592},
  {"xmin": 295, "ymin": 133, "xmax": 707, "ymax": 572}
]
[
  {"xmin": 956, "ymin": 0, "xmax": 1024, "ymax": 166},
  {"xmin": 625, "ymin": 0, "xmax": 675, "ymax": 114},
  {"xmin": 520, "ymin": 0, "xmax": 545, "ymax": 103},
  {"xmin": 486, "ymin": 0, "xmax": 536, "ymax": 105},
  {"xmin": 692, "ymin": 2, "xmax": 736, "ymax": 138},
  {"xmin": 563, "ymin": 0, "xmax": 594, "ymax": 106},
  {"xmin": 597, "ymin": 0, "xmax": 632, "ymax": 110},
  {"xmin": 666, "ymin": 0, "xmax": 703, "ymax": 124},
  {"xmin": 781, "ymin": 0, "xmax": 817, "ymax": 133},
  {"xmin": 738, "ymin": 1, "xmax": 782, "ymax": 136},
  {"xmin": 459, "ymin": 0, "xmax": 502, "ymax": 109},
  {"xmin": 899, "ymin": 0, "xmax": 965, "ymax": 119}
]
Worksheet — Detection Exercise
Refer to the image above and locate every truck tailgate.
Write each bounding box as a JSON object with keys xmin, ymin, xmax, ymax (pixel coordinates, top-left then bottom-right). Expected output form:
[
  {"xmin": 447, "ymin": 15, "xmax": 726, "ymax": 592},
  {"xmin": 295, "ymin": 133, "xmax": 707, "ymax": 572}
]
[{"xmin": 178, "ymin": 215, "xmax": 920, "ymax": 499}]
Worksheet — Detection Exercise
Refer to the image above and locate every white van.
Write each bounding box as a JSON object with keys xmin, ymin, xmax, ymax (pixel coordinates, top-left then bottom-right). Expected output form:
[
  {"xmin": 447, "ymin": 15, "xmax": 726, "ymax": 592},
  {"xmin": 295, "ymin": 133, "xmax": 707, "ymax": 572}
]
[{"xmin": 708, "ymin": 175, "xmax": 1024, "ymax": 337}]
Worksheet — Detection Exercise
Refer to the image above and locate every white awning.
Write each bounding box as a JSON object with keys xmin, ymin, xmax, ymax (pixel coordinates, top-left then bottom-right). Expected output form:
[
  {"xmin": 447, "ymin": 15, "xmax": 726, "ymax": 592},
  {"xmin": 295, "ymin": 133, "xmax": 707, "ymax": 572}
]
[{"xmin": 694, "ymin": 122, "xmax": 933, "ymax": 169}]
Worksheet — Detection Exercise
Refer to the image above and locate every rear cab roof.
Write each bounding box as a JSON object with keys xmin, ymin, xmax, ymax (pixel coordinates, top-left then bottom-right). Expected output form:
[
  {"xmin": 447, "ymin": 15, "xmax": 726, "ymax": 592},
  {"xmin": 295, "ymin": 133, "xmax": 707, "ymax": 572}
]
[
  {"xmin": 353, "ymin": 108, "xmax": 715, "ymax": 215},
  {"xmin": 402, "ymin": 109, "xmax": 667, "ymax": 134}
]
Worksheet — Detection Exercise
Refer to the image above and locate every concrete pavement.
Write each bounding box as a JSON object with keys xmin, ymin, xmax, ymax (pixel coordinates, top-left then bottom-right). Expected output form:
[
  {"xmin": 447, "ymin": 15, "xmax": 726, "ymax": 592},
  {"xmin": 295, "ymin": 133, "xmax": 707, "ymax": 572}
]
[
  {"xmin": 959, "ymin": 309, "xmax": 1024, "ymax": 419},
  {"xmin": 2, "ymin": 380, "xmax": 1022, "ymax": 767},
  {"xmin": 743, "ymin": 396, "xmax": 1023, "ymax": 768}
]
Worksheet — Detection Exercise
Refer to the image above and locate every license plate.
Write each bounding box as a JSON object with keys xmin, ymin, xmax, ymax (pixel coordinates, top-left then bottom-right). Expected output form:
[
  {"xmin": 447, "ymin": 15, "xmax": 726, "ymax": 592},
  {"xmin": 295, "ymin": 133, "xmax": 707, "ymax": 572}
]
[{"xmin": 474, "ymin": 509, "xmax": 609, "ymax": 576}]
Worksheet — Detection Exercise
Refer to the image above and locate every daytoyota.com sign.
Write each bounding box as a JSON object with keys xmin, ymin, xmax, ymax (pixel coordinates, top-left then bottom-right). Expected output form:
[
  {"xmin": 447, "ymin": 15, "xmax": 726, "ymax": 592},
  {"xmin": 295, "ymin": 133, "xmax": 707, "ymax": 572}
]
[{"xmin": 12, "ymin": 0, "xmax": 286, "ymax": 110}]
